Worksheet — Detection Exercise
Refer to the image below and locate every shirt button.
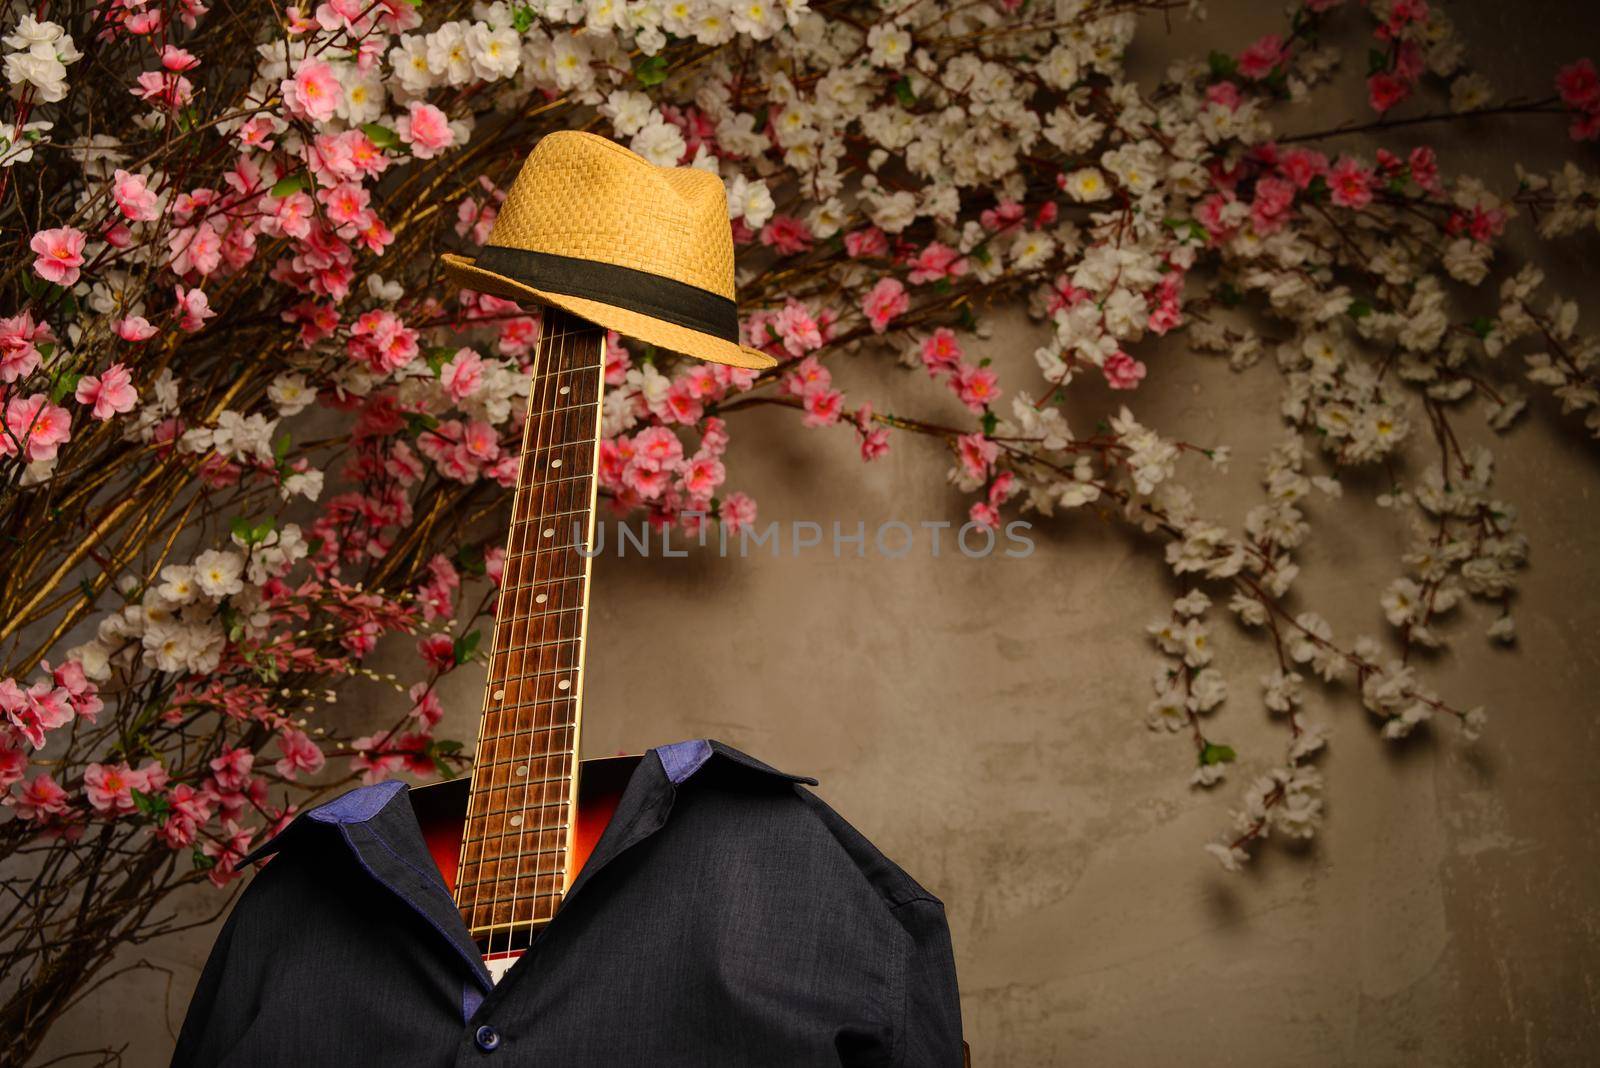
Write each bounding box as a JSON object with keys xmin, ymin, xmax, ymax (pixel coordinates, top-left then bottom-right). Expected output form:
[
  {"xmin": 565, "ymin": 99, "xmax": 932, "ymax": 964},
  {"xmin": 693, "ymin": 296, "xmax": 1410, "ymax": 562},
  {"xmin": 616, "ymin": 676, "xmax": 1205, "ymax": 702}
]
[{"xmin": 474, "ymin": 1025, "xmax": 501, "ymax": 1053}]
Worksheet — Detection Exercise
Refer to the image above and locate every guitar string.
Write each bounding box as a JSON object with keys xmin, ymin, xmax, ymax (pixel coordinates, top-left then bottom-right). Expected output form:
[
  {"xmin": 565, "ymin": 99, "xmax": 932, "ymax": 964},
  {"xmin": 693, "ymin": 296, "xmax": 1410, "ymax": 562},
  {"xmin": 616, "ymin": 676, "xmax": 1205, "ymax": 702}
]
[
  {"xmin": 501, "ymin": 313, "xmax": 572, "ymax": 954},
  {"xmin": 517, "ymin": 312, "xmax": 590, "ymax": 937},
  {"xmin": 535, "ymin": 312, "xmax": 599, "ymax": 929},
  {"xmin": 523, "ymin": 312, "xmax": 593, "ymax": 934}
]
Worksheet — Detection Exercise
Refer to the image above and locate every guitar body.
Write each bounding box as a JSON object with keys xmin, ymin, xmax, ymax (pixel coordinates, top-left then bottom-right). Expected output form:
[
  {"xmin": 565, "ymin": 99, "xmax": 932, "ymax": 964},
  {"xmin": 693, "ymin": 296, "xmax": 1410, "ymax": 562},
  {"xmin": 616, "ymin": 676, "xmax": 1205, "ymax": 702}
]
[{"xmin": 413, "ymin": 753, "xmax": 641, "ymax": 901}]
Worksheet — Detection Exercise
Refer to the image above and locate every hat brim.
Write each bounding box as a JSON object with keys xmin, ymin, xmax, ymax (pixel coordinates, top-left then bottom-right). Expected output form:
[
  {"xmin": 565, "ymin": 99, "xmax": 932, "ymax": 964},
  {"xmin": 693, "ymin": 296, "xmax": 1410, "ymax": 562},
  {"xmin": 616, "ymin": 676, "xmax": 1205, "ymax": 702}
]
[{"xmin": 440, "ymin": 253, "xmax": 776, "ymax": 371}]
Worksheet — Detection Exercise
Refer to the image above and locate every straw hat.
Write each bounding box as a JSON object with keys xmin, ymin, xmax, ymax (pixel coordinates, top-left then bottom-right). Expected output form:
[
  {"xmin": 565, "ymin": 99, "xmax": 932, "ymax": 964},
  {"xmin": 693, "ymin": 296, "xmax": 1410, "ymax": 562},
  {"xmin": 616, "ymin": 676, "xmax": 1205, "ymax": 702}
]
[{"xmin": 441, "ymin": 130, "xmax": 775, "ymax": 370}]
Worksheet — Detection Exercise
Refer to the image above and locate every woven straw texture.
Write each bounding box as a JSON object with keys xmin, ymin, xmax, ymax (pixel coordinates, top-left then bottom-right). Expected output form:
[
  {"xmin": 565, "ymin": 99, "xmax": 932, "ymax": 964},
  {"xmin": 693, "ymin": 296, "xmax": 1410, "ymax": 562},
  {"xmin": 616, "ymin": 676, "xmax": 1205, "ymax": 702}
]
[{"xmin": 441, "ymin": 131, "xmax": 773, "ymax": 369}]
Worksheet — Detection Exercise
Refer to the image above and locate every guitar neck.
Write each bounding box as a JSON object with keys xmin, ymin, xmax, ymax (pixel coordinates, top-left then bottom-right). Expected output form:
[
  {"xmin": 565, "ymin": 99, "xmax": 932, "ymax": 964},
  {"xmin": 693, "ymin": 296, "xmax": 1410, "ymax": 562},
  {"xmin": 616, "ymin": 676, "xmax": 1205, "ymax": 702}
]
[{"xmin": 456, "ymin": 308, "xmax": 606, "ymax": 943}]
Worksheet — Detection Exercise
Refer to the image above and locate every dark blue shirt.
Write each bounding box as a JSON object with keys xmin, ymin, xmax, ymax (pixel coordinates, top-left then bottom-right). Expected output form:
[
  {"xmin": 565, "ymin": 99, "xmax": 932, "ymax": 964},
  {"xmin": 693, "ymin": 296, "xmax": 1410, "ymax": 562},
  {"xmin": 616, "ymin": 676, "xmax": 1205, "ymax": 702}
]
[{"xmin": 173, "ymin": 740, "xmax": 963, "ymax": 1066}]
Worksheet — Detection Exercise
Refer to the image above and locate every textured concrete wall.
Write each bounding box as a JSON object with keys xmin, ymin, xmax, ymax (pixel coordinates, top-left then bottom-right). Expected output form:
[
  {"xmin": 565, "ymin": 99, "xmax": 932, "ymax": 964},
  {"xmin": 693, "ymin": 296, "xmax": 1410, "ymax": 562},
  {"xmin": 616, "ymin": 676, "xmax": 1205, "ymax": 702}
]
[{"xmin": 28, "ymin": 3, "xmax": 1600, "ymax": 1065}]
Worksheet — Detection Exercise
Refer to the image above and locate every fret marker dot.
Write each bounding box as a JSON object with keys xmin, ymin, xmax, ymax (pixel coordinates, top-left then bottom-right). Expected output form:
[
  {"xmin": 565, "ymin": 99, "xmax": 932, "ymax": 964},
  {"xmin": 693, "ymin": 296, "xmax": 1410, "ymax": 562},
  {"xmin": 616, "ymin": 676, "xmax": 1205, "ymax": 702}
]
[
  {"xmin": 509, "ymin": 815, "xmax": 523, "ymax": 827},
  {"xmin": 543, "ymin": 528, "xmax": 554, "ymax": 538},
  {"xmin": 493, "ymin": 689, "xmax": 504, "ymax": 701},
  {"xmin": 559, "ymin": 386, "xmax": 570, "ymax": 395},
  {"xmin": 558, "ymin": 679, "xmax": 571, "ymax": 690},
  {"xmin": 535, "ymin": 593, "xmax": 547, "ymax": 604},
  {"xmin": 515, "ymin": 766, "xmax": 528, "ymax": 777},
  {"xmin": 551, "ymin": 459, "xmax": 562, "ymax": 468}
]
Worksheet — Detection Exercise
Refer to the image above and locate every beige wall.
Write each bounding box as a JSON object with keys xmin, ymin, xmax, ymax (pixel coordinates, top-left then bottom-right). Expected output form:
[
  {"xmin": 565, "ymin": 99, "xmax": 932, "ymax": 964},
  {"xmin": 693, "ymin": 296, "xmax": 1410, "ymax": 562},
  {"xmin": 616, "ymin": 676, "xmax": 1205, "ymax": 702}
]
[{"xmin": 30, "ymin": 3, "xmax": 1600, "ymax": 1065}]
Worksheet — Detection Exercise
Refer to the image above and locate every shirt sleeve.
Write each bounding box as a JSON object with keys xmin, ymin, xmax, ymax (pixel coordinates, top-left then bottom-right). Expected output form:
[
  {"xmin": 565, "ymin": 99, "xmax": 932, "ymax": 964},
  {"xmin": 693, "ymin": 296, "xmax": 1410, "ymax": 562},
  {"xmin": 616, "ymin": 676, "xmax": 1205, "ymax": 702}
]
[
  {"xmin": 169, "ymin": 882, "xmax": 254, "ymax": 1067},
  {"xmin": 890, "ymin": 897, "xmax": 964, "ymax": 1068}
]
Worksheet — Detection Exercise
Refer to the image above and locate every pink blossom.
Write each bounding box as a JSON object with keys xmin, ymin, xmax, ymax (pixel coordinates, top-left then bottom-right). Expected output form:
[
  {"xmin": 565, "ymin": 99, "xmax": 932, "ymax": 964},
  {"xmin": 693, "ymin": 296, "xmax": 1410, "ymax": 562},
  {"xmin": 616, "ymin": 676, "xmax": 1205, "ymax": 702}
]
[
  {"xmin": 169, "ymin": 220, "xmax": 223, "ymax": 276},
  {"xmin": 861, "ymin": 277, "xmax": 910, "ymax": 333},
  {"xmin": 1278, "ymin": 148, "xmax": 1328, "ymax": 190},
  {"xmin": 440, "ymin": 348, "xmax": 485, "ymax": 402},
  {"xmin": 0, "ymin": 312, "xmax": 47, "ymax": 383},
  {"xmin": 418, "ymin": 633, "xmax": 456, "ymax": 672},
  {"xmin": 201, "ymin": 821, "xmax": 255, "ymax": 886},
  {"xmin": 957, "ymin": 433, "xmax": 999, "ymax": 481},
  {"xmin": 1102, "ymin": 350, "xmax": 1147, "ymax": 390},
  {"xmin": 920, "ymin": 329, "xmax": 963, "ymax": 377},
  {"xmin": 773, "ymin": 302, "xmax": 823, "ymax": 355},
  {"xmin": 11, "ymin": 773, "xmax": 70, "ymax": 822},
  {"xmin": 1556, "ymin": 58, "xmax": 1600, "ymax": 111},
  {"xmin": 854, "ymin": 403, "xmax": 889, "ymax": 461},
  {"xmin": 720, "ymin": 491, "xmax": 757, "ymax": 534},
  {"xmin": 760, "ymin": 215, "xmax": 813, "ymax": 255},
  {"xmin": 1367, "ymin": 72, "xmax": 1411, "ymax": 114},
  {"xmin": 802, "ymin": 388, "xmax": 845, "ymax": 427},
  {"xmin": 283, "ymin": 58, "xmax": 343, "ymax": 123},
  {"xmin": 1206, "ymin": 81, "xmax": 1242, "ymax": 111},
  {"xmin": 400, "ymin": 101, "xmax": 454, "ymax": 159},
  {"xmin": 1328, "ymin": 156, "xmax": 1374, "ymax": 210},
  {"xmin": 115, "ymin": 315, "xmax": 158, "ymax": 342},
  {"xmin": 174, "ymin": 285, "xmax": 216, "ymax": 332},
  {"xmin": 47, "ymin": 659, "xmax": 102, "ymax": 722},
  {"xmin": 906, "ymin": 241, "xmax": 968, "ymax": 285},
  {"xmin": 274, "ymin": 728, "xmax": 326, "ymax": 779},
  {"xmin": 321, "ymin": 182, "xmax": 371, "ymax": 229},
  {"xmin": 1250, "ymin": 176, "xmax": 1296, "ymax": 234},
  {"xmin": 781, "ymin": 357, "xmax": 831, "ymax": 402},
  {"xmin": 112, "ymin": 169, "xmax": 161, "ymax": 221},
  {"xmin": 1238, "ymin": 34, "xmax": 1285, "ymax": 80},
  {"xmin": 209, "ymin": 747, "xmax": 254, "ymax": 792},
  {"xmin": 3, "ymin": 394, "xmax": 73, "ymax": 462},
  {"xmin": 1408, "ymin": 146, "xmax": 1440, "ymax": 192},
  {"xmin": 75, "ymin": 363, "xmax": 138, "ymax": 420},
  {"xmin": 350, "ymin": 734, "xmax": 407, "ymax": 784},
  {"xmin": 132, "ymin": 70, "xmax": 195, "ymax": 108},
  {"xmin": 83, "ymin": 762, "xmax": 139, "ymax": 815},
  {"xmin": 681, "ymin": 455, "xmax": 726, "ymax": 497},
  {"xmin": 409, "ymin": 682, "xmax": 445, "ymax": 727},
  {"xmin": 29, "ymin": 227, "xmax": 87, "ymax": 286},
  {"xmin": 844, "ymin": 227, "xmax": 888, "ymax": 259},
  {"xmin": 659, "ymin": 380, "xmax": 702, "ymax": 425},
  {"xmin": 969, "ymin": 501, "xmax": 1001, "ymax": 530},
  {"xmin": 954, "ymin": 365, "xmax": 1002, "ymax": 412},
  {"xmin": 0, "ymin": 737, "xmax": 23, "ymax": 791}
]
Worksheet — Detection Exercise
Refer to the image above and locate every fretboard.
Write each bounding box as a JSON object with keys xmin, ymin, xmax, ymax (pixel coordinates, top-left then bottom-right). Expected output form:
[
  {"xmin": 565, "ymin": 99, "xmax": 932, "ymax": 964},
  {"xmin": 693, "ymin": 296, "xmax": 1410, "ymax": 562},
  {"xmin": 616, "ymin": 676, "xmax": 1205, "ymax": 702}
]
[{"xmin": 457, "ymin": 308, "xmax": 605, "ymax": 943}]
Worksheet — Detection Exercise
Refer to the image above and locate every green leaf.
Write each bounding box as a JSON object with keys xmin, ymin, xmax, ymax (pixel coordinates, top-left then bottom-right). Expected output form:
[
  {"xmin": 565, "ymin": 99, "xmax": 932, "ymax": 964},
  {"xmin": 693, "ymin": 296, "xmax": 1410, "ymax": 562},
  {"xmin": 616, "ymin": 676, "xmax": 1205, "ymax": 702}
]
[
  {"xmin": 428, "ymin": 738, "xmax": 466, "ymax": 779},
  {"xmin": 132, "ymin": 788, "xmax": 171, "ymax": 819},
  {"xmin": 634, "ymin": 54, "xmax": 670, "ymax": 87},
  {"xmin": 49, "ymin": 370, "xmax": 81, "ymax": 404},
  {"xmin": 360, "ymin": 122, "xmax": 399, "ymax": 149},
  {"xmin": 270, "ymin": 172, "xmax": 308, "ymax": 198},
  {"xmin": 79, "ymin": 577, "xmax": 96, "ymax": 601},
  {"xmin": 273, "ymin": 431, "xmax": 292, "ymax": 462},
  {"xmin": 1207, "ymin": 50, "xmax": 1238, "ymax": 79},
  {"xmin": 453, "ymin": 543, "xmax": 487, "ymax": 577},
  {"xmin": 1216, "ymin": 282, "xmax": 1243, "ymax": 307},
  {"xmin": 405, "ymin": 412, "xmax": 441, "ymax": 436},
  {"xmin": 893, "ymin": 77, "xmax": 917, "ymax": 108},
  {"xmin": 452, "ymin": 629, "xmax": 481, "ymax": 666},
  {"xmin": 1367, "ymin": 48, "xmax": 1389, "ymax": 76},
  {"xmin": 191, "ymin": 847, "xmax": 216, "ymax": 871},
  {"xmin": 424, "ymin": 346, "xmax": 454, "ymax": 376},
  {"xmin": 229, "ymin": 516, "xmax": 252, "ymax": 542},
  {"xmin": 1200, "ymin": 742, "xmax": 1237, "ymax": 766},
  {"xmin": 957, "ymin": 306, "xmax": 977, "ymax": 331},
  {"xmin": 1470, "ymin": 316, "xmax": 1494, "ymax": 339},
  {"xmin": 980, "ymin": 411, "xmax": 998, "ymax": 435},
  {"xmin": 1346, "ymin": 297, "xmax": 1374, "ymax": 321},
  {"xmin": 511, "ymin": 4, "xmax": 534, "ymax": 32}
]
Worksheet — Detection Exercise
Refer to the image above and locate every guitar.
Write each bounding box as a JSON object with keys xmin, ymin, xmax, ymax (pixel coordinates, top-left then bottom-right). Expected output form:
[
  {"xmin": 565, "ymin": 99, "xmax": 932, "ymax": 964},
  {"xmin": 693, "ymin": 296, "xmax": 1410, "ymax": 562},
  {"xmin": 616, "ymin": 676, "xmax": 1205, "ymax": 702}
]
[{"xmin": 412, "ymin": 307, "xmax": 638, "ymax": 981}]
